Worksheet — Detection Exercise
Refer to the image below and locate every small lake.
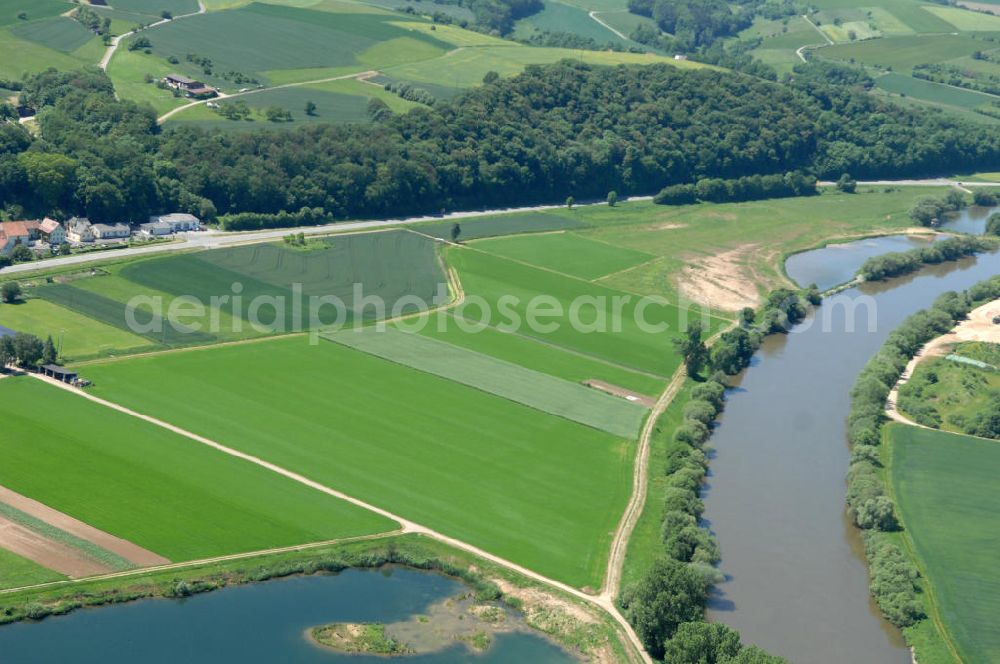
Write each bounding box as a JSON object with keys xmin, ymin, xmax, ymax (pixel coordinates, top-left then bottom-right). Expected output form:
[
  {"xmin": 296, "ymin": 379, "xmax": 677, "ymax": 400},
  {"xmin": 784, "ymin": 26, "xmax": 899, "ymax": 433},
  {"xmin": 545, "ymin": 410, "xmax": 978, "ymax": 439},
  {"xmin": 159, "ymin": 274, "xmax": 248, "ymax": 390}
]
[
  {"xmin": 786, "ymin": 234, "xmax": 939, "ymax": 291},
  {"xmin": 0, "ymin": 568, "xmax": 578, "ymax": 664}
]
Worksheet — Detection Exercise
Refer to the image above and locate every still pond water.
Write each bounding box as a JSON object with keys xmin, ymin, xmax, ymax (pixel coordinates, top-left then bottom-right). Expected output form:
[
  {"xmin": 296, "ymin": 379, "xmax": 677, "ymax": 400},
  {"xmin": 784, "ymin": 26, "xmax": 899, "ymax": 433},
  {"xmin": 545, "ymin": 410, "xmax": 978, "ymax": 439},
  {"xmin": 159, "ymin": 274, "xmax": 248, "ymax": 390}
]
[{"xmin": 0, "ymin": 568, "xmax": 577, "ymax": 664}]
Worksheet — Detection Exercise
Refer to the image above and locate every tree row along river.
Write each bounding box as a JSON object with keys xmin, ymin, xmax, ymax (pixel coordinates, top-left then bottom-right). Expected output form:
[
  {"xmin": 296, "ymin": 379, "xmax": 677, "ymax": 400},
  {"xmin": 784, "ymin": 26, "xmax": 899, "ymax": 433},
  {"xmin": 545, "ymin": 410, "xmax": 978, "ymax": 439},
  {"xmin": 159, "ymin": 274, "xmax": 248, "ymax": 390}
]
[{"xmin": 706, "ymin": 205, "xmax": 999, "ymax": 663}]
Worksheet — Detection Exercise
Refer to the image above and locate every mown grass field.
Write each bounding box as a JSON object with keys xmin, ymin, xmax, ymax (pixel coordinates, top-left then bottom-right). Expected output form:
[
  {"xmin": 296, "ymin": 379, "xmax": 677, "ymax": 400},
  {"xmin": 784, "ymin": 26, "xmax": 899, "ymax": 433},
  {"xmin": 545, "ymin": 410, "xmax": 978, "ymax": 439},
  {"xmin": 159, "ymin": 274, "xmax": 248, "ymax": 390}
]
[
  {"xmin": 418, "ymin": 212, "xmax": 587, "ymax": 240},
  {"xmin": 81, "ymin": 336, "xmax": 635, "ymax": 588},
  {"xmin": 0, "ymin": 298, "xmax": 150, "ymax": 361},
  {"xmin": 10, "ymin": 16, "xmax": 94, "ymax": 52},
  {"xmin": 0, "ymin": 0, "xmax": 70, "ymax": 26},
  {"xmin": 821, "ymin": 33, "xmax": 988, "ymax": 71},
  {"xmin": 889, "ymin": 423, "xmax": 1000, "ymax": 664},
  {"xmin": 0, "ymin": 549, "xmax": 65, "ymax": 591},
  {"xmin": 0, "ymin": 377, "xmax": 395, "ymax": 562},
  {"xmin": 473, "ymin": 232, "xmax": 655, "ymax": 281},
  {"xmin": 328, "ymin": 326, "xmax": 648, "ymax": 436},
  {"xmin": 415, "ymin": 312, "xmax": 666, "ymax": 395}
]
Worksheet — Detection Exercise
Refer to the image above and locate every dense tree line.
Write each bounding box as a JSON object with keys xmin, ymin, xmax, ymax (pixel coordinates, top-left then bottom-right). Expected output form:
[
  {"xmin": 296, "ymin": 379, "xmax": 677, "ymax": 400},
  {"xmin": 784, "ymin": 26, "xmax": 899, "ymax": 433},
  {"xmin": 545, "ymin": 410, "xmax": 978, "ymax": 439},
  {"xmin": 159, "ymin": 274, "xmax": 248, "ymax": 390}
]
[
  {"xmin": 987, "ymin": 213, "xmax": 1000, "ymax": 236},
  {"xmin": 908, "ymin": 191, "xmax": 967, "ymax": 227},
  {"xmin": 845, "ymin": 274, "xmax": 1000, "ymax": 627},
  {"xmin": 654, "ymin": 171, "xmax": 816, "ymax": 205},
  {"xmin": 858, "ymin": 235, "xmax": 997, "ymax": 282},
  {"xmin": 4, "ymin": 63, "xmax": 1000, "ymax": 228},
  {"xmin": 626, "ymin": 0, "xmax": 795, "ymax": 52}
]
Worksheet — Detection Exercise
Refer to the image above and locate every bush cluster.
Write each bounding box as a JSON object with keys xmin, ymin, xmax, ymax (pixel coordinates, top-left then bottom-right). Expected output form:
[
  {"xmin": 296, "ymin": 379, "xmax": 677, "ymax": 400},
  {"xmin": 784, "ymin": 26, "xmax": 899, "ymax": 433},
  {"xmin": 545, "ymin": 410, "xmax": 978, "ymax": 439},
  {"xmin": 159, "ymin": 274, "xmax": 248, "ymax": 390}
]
[
  {"xmin": 383, "ymin": 81, "xmax": 436, "ymax": 106},
  {"xmin": 654, "ymin": 171, "xmax": 816, "ymax": 206},
  {"xmin": 218, "ymin": 206, "xmax": 329, "ymax": 231},
  {"xmin": 858, "ymin": 235, "xmax": 996, "ymax": 282}
]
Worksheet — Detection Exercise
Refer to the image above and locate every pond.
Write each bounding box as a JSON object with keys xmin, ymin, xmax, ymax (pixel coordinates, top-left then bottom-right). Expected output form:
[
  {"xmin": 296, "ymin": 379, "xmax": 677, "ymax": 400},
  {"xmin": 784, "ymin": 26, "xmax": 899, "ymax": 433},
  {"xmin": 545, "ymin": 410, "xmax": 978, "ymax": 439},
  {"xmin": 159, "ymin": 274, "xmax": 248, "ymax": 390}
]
[
  {"xmin": 786, "ymin": 234, "xmax": 940, "ymax": 291},
  {"xmin": 0, "ymin": 568, "xmax": 578, "ymax": 664}
]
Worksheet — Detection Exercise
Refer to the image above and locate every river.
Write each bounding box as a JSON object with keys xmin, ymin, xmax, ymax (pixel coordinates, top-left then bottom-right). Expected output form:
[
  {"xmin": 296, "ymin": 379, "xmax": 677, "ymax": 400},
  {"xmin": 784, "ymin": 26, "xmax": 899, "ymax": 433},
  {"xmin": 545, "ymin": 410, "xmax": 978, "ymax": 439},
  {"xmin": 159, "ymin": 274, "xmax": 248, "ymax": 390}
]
[
  {"xmin": 704, "ymin": 241, "xmax": 1000, "ymax": 662},
  {"xmin": 0, "ymin": 568, "xmax": 577, "ymax": 663}
]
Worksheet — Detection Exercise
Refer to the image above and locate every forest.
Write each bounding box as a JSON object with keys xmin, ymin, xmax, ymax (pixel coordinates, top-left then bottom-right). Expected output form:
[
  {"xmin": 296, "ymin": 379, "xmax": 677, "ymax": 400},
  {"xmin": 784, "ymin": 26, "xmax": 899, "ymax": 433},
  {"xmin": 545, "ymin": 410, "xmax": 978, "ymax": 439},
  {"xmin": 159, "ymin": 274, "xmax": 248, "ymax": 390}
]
[{"xmin": 3, "ymin": 62, "xmax": 1000, "ymax": 228}]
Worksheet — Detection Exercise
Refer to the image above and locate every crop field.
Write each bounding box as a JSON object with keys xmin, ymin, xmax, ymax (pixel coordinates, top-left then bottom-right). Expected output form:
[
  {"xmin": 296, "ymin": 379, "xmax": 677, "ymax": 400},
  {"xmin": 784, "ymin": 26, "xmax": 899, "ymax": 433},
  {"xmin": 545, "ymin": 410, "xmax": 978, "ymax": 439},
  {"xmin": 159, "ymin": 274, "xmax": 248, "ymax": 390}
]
[
  {"xmin": 472, "ymin": 232, "xmax": 655, "ymax": 280},
  {"xmin": 0, "ymin": 298, "xmax": 151, "ymax": 361},
  {"xmin": 446, "ymin": 247, "xmax": 720, "ymax": 377},
  {"xmin": 415, "ymin": 313, "xmax": 666, "ymax": 395},
  {"xmin": 889, "ymin": 424, "xmax": 1000, "ymax": 664},
  {"xmin": 875, "ymin": 72, "xmax": 999, "ymax": 109},
  {"xmin": 514, "ymin": 0, "xmax": 627, "ymax": 45},
  {"xmin": 137, "ymin": 2, "xmax": 449, "ymax": 86},
  {"xmin": 924, "ymin": 4, "xmax": 1000, "ymax": 30},
  {"xmin": 111, "ymin": 0, "xmax": 201, "ymax": 15},
  {"xmin": 418, "ymin": 212, "xmax": 588, "ymax": 240},
  {"xmin": 9, "ymin": 17, "xmax": 94, "ymax": 52},
  {"xmin": 0, "ymin": 549, "xmax": 65, "ymax": 590},
  {"xmin": 327, "ymin": 326, "xmax": 648, "ymax": 436},
  {"xmin": 0, "ymin": 22, "xmax": 102, "ymax": 78},
  {"xmin": 35, "ymin": 230, "xmax": 445, "ymax": 347},
  {"xmin": 0, "ymin": 378, "xmax": 395, "ymax": 564},
  {"xmin": 81, "ymin": 336, "xmax": 635, "ymax": 588},
  {"xmin": 820, "ymin": 33, "xmax": 987, "ymax": 71}
]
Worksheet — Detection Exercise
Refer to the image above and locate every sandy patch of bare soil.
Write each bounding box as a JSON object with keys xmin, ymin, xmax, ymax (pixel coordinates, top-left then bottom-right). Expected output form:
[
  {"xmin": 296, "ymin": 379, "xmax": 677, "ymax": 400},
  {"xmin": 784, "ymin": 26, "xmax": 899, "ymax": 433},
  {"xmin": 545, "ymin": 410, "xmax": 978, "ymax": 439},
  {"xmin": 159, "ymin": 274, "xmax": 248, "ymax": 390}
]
[
  {"xmin": 0, "ymin": 515, "xmax": 112, "ymax": 578},
  {"xmin": 676, "ymin": 246, "xmax": 763, "ymax": 311},
  {"xmin": 583, "ymin": 380, "xmax": 656, "ymax": 407},
  {"xmin": 0, "ymin": 485, "xmax": 169, "ymax": 566},
  {"xmin": 921, "ymin": 299, "xmax": 1000, "ymax": 361}
]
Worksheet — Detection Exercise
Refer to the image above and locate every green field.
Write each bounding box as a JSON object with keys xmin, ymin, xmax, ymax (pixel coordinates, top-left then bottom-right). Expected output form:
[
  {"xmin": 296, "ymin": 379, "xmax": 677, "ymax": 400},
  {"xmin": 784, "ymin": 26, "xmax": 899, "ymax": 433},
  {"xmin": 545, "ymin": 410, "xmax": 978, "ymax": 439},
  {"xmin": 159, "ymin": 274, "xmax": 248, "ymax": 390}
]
[
  {"xmin": 875, "ymin": 72, "xmax": 999, "ymax": 109},
  {"xmin": 924, "ymin": 4, "xmax": 1000, "ymax": 30},
  {"xmin": 0, "ymin": 548, "xmax": 65, "ymax": 591},
  {"xmin": 415, "ymin": 312, "xmax": 665, "ymax": 395},
  {"xmin": 0, "ymin": 298, "xmax": 151, "ymax": 361},
  {"xmin": 35, "ymin": 230, "xmax": 446, "ymax": 348},
  {"xmin": 111, "ymin": 0, "xmax": 200, "ymax": 14},
  {"xmin": 81, "ymin": 336, "xmax": 634, "ymax": 588},
  {"xmin": 327, "ymin": 326, "xmax": 648, "ymax": 436},
  {"xmin": 890, "ymin": 424, "xmax": 1000, "ymax": 664},
  {"xmin": 473, "ymin": 232, "xmax": 654, "ymax": 280},
  {"xmin": 10, "ymin": 16, "xmax": 95, "ymax": 52},
  {"xmin": 418, "ymin": 212, "xmax": 587, "ymax": 240},
  {"xmin": 0, "ymin": 377, "xmax": 395, "ymax": 562},
  {"xmin": 514, "ymin": 0, "xmax": 627, "ymax": 46},
  {"xmin": 0, "ymin": 0, "xmax": 71, "ymax": 27},
  {"xmin": 446, "ymin": 247, "xmax": 719, "ymax": 377},
  {"xmin": 821, "ymin": 33, "xmax": 987, "ymax": 71}
]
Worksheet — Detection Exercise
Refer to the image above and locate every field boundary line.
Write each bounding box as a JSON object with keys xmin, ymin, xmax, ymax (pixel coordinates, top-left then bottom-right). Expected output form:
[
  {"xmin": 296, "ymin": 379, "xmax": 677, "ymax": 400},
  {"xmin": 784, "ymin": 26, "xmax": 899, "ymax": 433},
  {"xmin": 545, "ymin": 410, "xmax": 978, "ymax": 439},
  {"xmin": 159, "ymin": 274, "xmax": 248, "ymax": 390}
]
[
  {"xmin": 589, "ymin": 11, "xmax": 628, "ymax": 40},
  {"xmin": 28, "ymin": 373, "xmax": 652, "ymax": 663},
  {"xmin": 0, "ymin": 531, "xmax": 402, "ymax": 596}
]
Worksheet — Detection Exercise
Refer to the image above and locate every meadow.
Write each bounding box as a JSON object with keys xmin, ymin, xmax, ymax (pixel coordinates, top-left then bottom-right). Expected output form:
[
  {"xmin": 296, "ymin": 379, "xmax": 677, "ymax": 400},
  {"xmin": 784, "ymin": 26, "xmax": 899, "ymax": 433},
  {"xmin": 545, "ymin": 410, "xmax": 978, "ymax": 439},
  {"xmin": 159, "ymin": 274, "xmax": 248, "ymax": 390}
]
[
  {"xmin": 875, "ymin": 72, "xmax": 999, "ymax": 109},
  {"xmin": 0, "ymin": 0, "xmax": 70, "ymax": 27},
  {"xmin": 0, "ymin": 377, "xmax": 395, "ymax": 563},
  {"xmin": 0, "ymin": 298, "xmax": 151, "ymax": 361},
  {"xmin": 820, "ymin": 33, "xmax": 988, "ymax": 71},
  {"xmin": 472, "ymin": 232, "xmax": 655, "ymax": 281},
  {"xmin": 418, "ymin": 212, "xmax": 587, "ymax": 240},
  {"xmin": 889, "ymin": 424, "xmax": 1000, "ymax": 664},
  {"xmin": 327, "ymin": 326, "xmax": 649, "ymax": 436},
  {"xmin": 0, "ymin": 549, "xmax": 65, "ymax": 591},
  {"xmin": 9, "ymin": 17, "xmax": 94, "ymax": 53},
  {"xmin": 513, "ymin": 0, "xmax": 627, "ymax": 46},
  {"xmin": 81, "ymin": 336, "xmax": 635, "ymax": 588}
]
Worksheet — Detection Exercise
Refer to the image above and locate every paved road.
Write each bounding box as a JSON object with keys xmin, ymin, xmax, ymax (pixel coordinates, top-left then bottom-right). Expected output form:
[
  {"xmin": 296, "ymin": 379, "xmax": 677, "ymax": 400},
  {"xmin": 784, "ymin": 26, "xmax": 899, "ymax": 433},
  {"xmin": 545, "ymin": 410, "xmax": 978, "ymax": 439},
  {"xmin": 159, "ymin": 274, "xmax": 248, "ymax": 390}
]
[{"xmin": 0, "ymin": 197, "xmax": 650, "ymax": 275}]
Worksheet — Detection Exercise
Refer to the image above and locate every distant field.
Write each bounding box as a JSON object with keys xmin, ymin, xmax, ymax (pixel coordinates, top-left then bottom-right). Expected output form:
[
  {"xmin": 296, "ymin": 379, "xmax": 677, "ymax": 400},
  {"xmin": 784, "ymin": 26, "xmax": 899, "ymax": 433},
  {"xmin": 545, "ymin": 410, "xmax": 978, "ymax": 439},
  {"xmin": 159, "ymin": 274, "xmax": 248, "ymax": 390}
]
[
  {"xmin": 821, "ymin": 34, "xmax": 986, "ymax": 71},
  {"xmin": 472, "ymin": 232, "xmax": 654, "ymax": 280},
  {"xmin": 10, "ymin": 16, "xmax": 94, "ymax": 52},
  {"xmin": 418, "ymin": 212, "xmax": 587, "ymax": 240},
  {"xmin": 83, "ymin": 336, "xmax": 634, "ymax": 588},
  {"xmin": 36, "ymin": 230, "xmax": 446, "ymax": 347},
  {"xmin": 875, "ymin": 72, "xmax": 999, "ymax": 109},
  {"xmin": 446, "ymin": 247, "xmax": 718, "ymax": 376},
  {"xmin": 111, "ymin": 0, "xmax": 200, "ymax": 14},
  {"xmin": 415, "ymin": 313, "xmax": 666, "ymax": 395},
  {"xmin": 0, "ymin": 298, "xmax": 151, "ymax": 361},
  {"xmin": 0, "ymin": 21, "xmax": 102, "ymax": 78},
  {"xmin": 890, "ymin": 424, "xmax": 1000, "ymax": 664},
  {"xmin": 327, "ymin": 326, "xmax": 648, "ymax": 436},
  {"xmin": 0, "ymin": 377, "xmax": 395, "ymax": 562},
  {"xmin": 0, "ymin": 0, "xmax": 70, "ymax": 27},
  {"xmin": 515, "ymin": 0, "xmax": 626, "ymax": 45},
  {"xmin": 0, "ymin": 548, "xmax": 65, "ymax": 590},
  {"xmin": 923, "ymin": 4, "xmax": 1000, "ymax": 29}
]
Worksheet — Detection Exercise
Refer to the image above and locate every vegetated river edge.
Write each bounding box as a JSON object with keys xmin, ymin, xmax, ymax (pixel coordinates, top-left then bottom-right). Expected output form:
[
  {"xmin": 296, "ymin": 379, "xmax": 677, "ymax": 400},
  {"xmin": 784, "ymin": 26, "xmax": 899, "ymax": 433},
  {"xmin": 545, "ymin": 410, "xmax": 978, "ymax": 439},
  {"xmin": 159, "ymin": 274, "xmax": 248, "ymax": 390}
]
[{"xmin": 704, "ymin": 242, "xmax": 1000, "ymax": 663}]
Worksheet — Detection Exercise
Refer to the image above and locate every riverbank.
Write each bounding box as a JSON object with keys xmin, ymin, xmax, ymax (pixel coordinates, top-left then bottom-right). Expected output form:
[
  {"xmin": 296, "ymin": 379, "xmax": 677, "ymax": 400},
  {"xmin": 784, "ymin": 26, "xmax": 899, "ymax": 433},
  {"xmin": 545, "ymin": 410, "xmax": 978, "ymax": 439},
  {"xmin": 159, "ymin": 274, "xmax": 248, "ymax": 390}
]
[{"xmin": 0, "ymin": 534, "xmax": 635, "ymax": 664}]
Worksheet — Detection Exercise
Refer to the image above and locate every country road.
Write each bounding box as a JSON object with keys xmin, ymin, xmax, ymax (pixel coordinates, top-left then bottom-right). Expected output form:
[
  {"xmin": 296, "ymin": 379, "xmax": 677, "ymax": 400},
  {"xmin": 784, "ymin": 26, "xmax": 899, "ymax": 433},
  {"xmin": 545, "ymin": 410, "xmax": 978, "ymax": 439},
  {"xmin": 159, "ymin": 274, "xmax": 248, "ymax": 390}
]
[{"xmin": 98, "ymin": 0, "xmax": 206, "ymax": 71}]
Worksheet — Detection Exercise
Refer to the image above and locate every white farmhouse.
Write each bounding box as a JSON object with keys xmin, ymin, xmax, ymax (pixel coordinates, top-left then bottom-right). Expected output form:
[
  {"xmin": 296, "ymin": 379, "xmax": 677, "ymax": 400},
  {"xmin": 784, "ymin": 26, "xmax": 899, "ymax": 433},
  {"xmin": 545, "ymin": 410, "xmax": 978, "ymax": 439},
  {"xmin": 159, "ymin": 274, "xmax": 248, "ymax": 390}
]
[{"xmin": 148, "ymin": 213, "xmax": 201, "ymax": 233}]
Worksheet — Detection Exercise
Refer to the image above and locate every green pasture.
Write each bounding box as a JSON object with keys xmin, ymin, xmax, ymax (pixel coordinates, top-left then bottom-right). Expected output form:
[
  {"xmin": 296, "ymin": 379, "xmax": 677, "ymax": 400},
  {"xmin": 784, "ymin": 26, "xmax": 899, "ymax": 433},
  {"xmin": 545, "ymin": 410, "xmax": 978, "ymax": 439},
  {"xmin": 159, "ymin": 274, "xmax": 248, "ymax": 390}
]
[
  {"xmin": 472, "ymin": 231, "xmax": 654, "ymax": 280},
  {"xmin": 10, "ymin": 16, "xmax": 94, "ymax": 53},
  {"xmin": 83, "ymin": 336, "xmax": 635, "ymax": 588},
  {"xmin": 446, "ymin": 247, "xmax": 717, "ymax": 377},
  {"xmin": 821, "ymin": 33, "xmax": 987, "ymax": 71},
  {"xmin": 360, "ymin": 0, "xmax": 475, "ymax": 21},
  {"xmin": 327, "ymin": 326, "xmax": 648, "ymax": 436},
  {"xmin": 0, "ymin": 549, "xmax": 65, "ymax": 591},
  {"xmin": 0, "ymin": 25, "xmax": 102, "ymax": 78},
  {"xmin": 0, "ymin": 0, "xmax": 70, "ymax": 27},
  {"xmin": 890, "ymin": 424, "xmax": 1000, "ymax": 664},
  {"xmin": 0, "ymin": 298, "xmax": 150, "ymax": 361},
  {"xmin": 0, "ymin": 377, "xmax": 395, "ymax": 561},
  {"xmin": 106, "ymin": 47, "xmax": 192, "ymax": 116},
  {"xmin": 590, "ymin": 10, "xmax": 657, "ymax": 39},
  {"xmin": 416, "ymin": 312, "xmax": 665, "ymax": 395},
  {"xmin": 924, "ymin": 4, "xmax": 1000, "ymax": 30},
  {"xmin": 514, "ymin": 0, "xmax": 627, "ymax": 45},
  {"xmin": 138, "ymin": 2, "xmax": 449, "ymax": 86},
  {"xmin": 418, "ymin": 212, "xmax": 587, "ymax": 240},
  {"xmin": 111, "ymin": 0, "xmax": 201, "ymax": 15},
  {"xmin": 875, "ymin": 72, "xmax": 999, "ymax": 108}
]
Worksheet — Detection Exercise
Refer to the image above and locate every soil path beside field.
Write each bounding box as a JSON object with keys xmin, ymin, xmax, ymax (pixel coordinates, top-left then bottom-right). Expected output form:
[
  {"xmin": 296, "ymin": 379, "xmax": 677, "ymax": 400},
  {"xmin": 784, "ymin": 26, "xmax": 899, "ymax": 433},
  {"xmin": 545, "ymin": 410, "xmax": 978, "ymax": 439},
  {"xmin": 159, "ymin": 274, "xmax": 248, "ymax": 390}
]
[
  {"xmin": 0, "ymin": 486, "xmax": 169, "ymax": 567},
  {"xmin": 0, "ymin": 515, "xmax": 112, "ymax": 578},
  {"xmin": 29, "ymin": 373, "xmax": 652, "ymax": 664}
]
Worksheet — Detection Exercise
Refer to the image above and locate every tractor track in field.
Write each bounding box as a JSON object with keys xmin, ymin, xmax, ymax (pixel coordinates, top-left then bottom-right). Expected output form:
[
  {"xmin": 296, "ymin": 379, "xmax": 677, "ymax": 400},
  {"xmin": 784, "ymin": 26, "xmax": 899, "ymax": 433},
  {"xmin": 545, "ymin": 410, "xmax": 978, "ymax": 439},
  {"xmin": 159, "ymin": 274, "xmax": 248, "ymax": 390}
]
[{"xmin": 27, "ymin": 372, "xmax": 653, "ymax": 663}]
